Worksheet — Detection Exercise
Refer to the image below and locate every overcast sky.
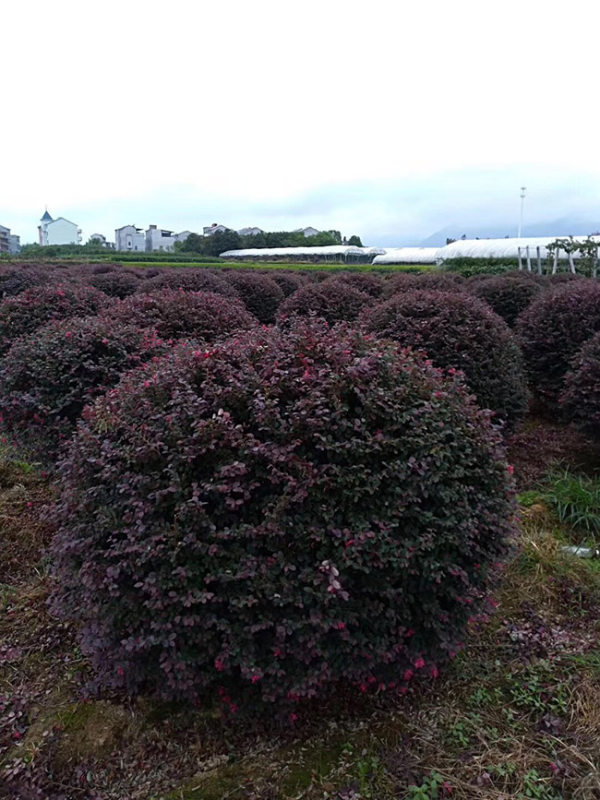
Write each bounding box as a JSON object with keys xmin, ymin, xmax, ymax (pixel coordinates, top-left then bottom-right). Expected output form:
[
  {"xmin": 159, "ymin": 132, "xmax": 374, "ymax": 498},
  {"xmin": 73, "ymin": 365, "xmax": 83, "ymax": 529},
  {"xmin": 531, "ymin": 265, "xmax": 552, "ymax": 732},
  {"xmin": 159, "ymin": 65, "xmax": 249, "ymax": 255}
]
[{"xmin": 2, "ymin": 0, "xmax": 600, "ymax": 246}]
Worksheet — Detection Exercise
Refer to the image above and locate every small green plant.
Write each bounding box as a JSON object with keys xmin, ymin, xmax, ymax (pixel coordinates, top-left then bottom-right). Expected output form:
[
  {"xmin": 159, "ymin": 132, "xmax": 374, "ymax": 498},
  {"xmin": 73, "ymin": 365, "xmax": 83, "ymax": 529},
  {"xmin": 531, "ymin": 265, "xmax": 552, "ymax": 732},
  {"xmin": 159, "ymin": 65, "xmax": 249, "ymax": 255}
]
[
  {"xmin": 519, "ymin": 768, "xmax": 560, "ymax": 799},
  {"xmin": 445, "ymin": 713, "xmax": 481, "ymax": 749},
  {"xmin": 544, "ymin": 471, "xmax": 600, "ymax": 538},
  {"xmin": 518, "ymin": 490, "xmax": 545, "ymax": 508},
  {"xmin": 485, "ymin": 761, "xmax": 518, "ymax": 779},
  {"xmin": 508, "ymin": 663, "xmax": 569, "ymax": 716},
  {"xmin": 405, "ymin": 771, "xmax": 446, "ymax": 800},
  {"xmin": 468, "ymin": 686, "xmax": 503, "ymax": 708},
  {"xmin": 340, "ymin": 743, "xmax": 385, "ymax": 799}
]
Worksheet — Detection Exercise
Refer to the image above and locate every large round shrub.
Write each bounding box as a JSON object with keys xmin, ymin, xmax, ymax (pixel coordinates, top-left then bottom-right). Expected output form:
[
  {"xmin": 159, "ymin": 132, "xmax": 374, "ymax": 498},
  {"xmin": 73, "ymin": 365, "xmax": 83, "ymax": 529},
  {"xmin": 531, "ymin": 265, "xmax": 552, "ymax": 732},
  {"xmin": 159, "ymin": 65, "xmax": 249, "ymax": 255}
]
[
  {"xmin": 471, "ymin": 275, "xmax": 543, "ymax": 326},
  {"xmin": 0, "ymin": 284, "xmax": 110, "ymax": 355},
  {"xmin": 225, "ymin": 271, "xmax": 284, "ymax": 323},
  {"xmin": 50, "ymin": 319, "xmax": 515, "ymax": 708},
  {"xmin": 0, "ymin": 316, "xmax": 166, "ymax": 460},
  {"xmin": 329, "ymin": 272, "xmax": 384, "ymax": 298},
  {"xmin": 383, "ymin": 272, "xmax": 465, "ymax": 298},
  {"xmin": 361, "ymin": 290, "xmax": 529, "ymax": 427},
  {"xmin": 89, "ymin": 269, "xmax": 141, "ymax": 298},
  {"xmin": 108, "ymin": 290, "xmax": 258, "ymax": 341},
  {"xmin": 278, "ymin": 281, "xmax": 372, "ymax": 325},
  {"xmin": 0, "ymin": 267, "xmax": 51, "ymax": 297},
  {"xmin": 516, "ymin": 282, "xmax": 600, "ymax": 409},
  {"xmin": 560, "ymin": 332, "xmax": 600, "ymax": 438},
  {"xmin": 145, "ymin": 269, "xmax": 237, "ymax": 297},
  {"xmin": 269, "ymin": 271, "xmax": 305, "ymax": 297}
]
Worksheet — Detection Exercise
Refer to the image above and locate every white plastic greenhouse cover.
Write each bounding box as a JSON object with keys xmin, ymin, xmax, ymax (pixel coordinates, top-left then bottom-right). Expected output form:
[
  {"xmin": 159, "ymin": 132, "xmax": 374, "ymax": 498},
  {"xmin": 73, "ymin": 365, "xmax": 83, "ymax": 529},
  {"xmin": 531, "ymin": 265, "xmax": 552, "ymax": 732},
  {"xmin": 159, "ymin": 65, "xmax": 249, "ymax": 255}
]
[
  {"xmin": 219, "ymin": 245, "xmax": 373, "ymax": 258},
  {"xmin": 437, "ymin": 236, "xmax": 600, "ymax": 261},
  {"xmin": 372, "ymin": 247, "xmax": 440, "ymax": 264}
]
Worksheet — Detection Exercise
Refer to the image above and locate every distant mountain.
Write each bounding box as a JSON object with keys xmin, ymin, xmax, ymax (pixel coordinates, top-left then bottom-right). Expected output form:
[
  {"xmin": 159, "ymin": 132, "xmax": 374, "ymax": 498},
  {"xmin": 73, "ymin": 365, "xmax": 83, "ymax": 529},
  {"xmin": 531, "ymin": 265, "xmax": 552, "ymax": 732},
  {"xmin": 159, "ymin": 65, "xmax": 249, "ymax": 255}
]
[{"xmin": 420, "ymin": 218, "xmax": 600, "ymax": 246}]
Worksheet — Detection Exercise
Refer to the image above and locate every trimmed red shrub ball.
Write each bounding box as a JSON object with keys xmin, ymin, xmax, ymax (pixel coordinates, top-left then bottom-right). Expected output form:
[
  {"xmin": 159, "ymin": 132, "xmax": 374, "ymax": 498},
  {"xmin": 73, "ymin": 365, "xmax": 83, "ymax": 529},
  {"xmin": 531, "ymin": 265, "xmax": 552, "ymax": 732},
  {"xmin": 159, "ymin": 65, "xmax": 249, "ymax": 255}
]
[
  {"xmin": 0, "ymin": 267, "xmax": 51, "ymax": 298},
  {"xmin": 560, "ymin": 332, "xmax": 600, "ymax": 439},
  {"xmin": 108, "ymin": 290, "xmax": 258, "ymax": 341},
  {"xmin": 145, "ymin": 269, "xmax": 238, "ymax": 298},
  {"xmin": 89, "ymin": 269, "xmax": 141, "ymax": 298},
  {"xmin": 329, "ymin": 272, "xmax": 384, "ymax": 298},
  {"xmin": 225, "ymin": 271, "xmax": 285, "ymax": 323},
  {"xmin": 50, "ymin": 319, "xmax": 515, "ymax": 710},
  {"xmin": 269, "ymin": 272, "xmax": 305, "ymax": 297},
  {"xmin": 516, "ymin": 282, "xmax": 600, "ymax": 409},
  {"xmin": 383, "ymin": 272, "xmax": 465, "ymax": 298},
  {"xmin": 278, "ymin": 281, "xmax": 372, "ymax": 325},
  {"xmin": 361, "ymin": 290, "xmax": 529, "ymax": 427},
  {"xmin": 0, "ymin": 284, "xmax": 110, "ymax": 355},
  {"xmin": 0, "ymin": 316, "xmax": 166, "ymax": 460},
  {"xmin": 470, "ymin": 275, "xmax": 543, "ymax": 327}
]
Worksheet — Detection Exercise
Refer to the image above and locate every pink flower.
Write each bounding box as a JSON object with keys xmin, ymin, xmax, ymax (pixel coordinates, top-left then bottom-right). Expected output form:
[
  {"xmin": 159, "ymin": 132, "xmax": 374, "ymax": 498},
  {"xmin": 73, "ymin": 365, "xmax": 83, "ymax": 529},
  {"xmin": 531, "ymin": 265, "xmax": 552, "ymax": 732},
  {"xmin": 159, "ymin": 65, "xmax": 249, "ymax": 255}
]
[
  {"xmin": 251, "ymin": 674, "xmax": 261, "ymax": 684},
  {"xmin": 404, "ymin": 669, "xmax": 414, "ymax": 681},
  {"xmin": 214, "ymin": 658, "xmax": 226, "ymax": 672},
  {"xmin": 431, "ymin": 666, "xmax": 439, "ymax": 679},
  {"xmin": 414, "ymin": 657, "xmax": 426, "ymax": 669},
  {"xmin": 337, "ymin": 622, "xmax": 346, "ymax": 630},
  {"xmin": 508, "ymin": 464, "xmax": 514, "ymax": 474}
]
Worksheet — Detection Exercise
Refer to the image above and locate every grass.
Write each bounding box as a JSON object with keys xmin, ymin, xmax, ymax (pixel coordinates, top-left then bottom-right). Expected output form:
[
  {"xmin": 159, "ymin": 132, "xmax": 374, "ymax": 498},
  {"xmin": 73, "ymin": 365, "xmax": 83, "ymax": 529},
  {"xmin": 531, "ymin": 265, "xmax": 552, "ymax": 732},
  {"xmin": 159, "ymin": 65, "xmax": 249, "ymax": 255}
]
[
  {"xmin": 2, "ymin": 431, "xmax": 600, "ymax": 798},
  {"xmin": 3, "ymin": 253, "xmax": 437, "ymax": 274},
  {"xmin": 544, "ymin": 472, "xmax": 600, "ymax": 540}
]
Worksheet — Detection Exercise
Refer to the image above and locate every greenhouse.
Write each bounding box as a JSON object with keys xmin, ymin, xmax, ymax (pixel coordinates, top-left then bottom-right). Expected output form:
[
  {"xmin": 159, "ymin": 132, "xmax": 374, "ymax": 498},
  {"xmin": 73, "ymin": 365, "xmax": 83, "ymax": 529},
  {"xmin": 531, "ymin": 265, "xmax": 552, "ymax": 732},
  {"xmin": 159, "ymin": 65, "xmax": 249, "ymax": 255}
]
[
  {"xmin": 440, "ymin": 237, "xmax": 569, "ymax": 260},
  {"xmin": 219, "ymin": 245, "xmax": 385, "ymax": 263},
  {"xmin": 372, "ymin": 247, "xmax": 440, "ymax": 265}
]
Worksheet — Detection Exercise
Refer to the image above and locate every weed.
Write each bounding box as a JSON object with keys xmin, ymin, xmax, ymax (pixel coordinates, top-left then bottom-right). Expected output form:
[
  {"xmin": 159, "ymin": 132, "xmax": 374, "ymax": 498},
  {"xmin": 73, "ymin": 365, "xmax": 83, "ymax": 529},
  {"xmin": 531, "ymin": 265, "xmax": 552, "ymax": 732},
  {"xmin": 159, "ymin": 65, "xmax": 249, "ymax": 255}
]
[
  {"xmin": 520, "ymin": 768, "xmax": 560, "ymax": 799},
  {"xmin": 508, "ymin": 662, "xmax": 569, "ymax": 717},
  {"xmin": 405, "ymin": 771, "xmax": 448, "ymax": 799},
  {"xmin": 544, "ymin": 471, "xmax": 600, "ymax": 539}
]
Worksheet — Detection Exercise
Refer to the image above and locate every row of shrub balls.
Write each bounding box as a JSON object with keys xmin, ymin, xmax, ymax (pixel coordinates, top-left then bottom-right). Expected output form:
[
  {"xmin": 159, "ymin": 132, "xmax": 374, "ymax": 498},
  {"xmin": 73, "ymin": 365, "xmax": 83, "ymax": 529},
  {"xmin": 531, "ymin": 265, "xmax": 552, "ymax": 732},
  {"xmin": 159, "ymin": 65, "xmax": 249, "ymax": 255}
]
[{"xmin": 1, "ymin": 261, "xmax": 598, "ymax": 713}]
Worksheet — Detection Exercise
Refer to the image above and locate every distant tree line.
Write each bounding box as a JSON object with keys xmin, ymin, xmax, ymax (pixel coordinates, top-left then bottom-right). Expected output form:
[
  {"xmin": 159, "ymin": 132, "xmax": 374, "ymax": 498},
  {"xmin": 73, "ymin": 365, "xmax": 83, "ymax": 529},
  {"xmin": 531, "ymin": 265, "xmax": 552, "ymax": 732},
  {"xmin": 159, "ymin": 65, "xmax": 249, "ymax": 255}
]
[
  {"xmin": 19, "ymin": 241, "xmax": 109, "ymax": 257},
  {"xmin": 16, "ymin": 230, "xmax": 364, "ymax": 259},
  {"xmin": 178, "ymin": 229, "xmax": 363, "ymax": 256}
]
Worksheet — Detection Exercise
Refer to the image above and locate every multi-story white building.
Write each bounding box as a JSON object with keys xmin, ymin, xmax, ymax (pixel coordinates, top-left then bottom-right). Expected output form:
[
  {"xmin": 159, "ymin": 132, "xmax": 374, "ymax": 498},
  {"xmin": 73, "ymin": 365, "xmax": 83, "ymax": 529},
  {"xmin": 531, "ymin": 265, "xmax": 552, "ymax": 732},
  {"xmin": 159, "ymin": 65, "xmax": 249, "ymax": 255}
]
[
  {"xmin": 115, "ymin": 225, "xmax": 146, "ymax": 252},
  {"xmin": 38, "ymin": 210, "xmax": 82, "ymax": 246},
  {"xmin": 238, "ymin": 227, "xmax": 264, "ymax": 236},
  {"xmin": 0, "ymin": 225, "xmax": 11, "ymax": 253},
  {"xmin": 146, "ymin": 225, "xmax": 176, "ymax": 252}
]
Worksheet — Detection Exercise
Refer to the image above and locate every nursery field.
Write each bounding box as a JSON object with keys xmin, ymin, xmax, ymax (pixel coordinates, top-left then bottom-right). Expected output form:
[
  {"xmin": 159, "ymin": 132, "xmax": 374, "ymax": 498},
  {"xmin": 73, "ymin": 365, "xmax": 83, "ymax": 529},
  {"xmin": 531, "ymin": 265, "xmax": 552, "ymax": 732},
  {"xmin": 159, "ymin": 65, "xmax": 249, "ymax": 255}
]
[{"xmin": 2, "ymin": 262, "xmax": 600, "ymax": 799}]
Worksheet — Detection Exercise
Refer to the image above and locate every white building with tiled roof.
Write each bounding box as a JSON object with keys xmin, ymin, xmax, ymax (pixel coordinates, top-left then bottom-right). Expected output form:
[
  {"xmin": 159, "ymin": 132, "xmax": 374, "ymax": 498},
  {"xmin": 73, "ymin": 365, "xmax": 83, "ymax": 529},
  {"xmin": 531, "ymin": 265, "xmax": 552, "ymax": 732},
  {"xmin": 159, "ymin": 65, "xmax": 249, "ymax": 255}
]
[{"xmin": 38, "ymin": 210, "xmax": 82, "ymax": 246}]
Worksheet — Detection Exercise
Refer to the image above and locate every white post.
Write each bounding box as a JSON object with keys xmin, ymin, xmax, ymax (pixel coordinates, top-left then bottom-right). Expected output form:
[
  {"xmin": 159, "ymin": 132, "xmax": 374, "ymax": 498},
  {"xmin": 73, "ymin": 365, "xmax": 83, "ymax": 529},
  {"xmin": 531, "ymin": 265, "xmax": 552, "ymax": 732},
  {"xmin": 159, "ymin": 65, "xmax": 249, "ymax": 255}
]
[
  {"xmin": 518, "ymin": 246, "xmax": 523, "ymax": 270},
  {"xmin": 553, "ymin": 250, "xmax": 559, "ymax": 274},
  {"xmin": 569, "ymin": 251, "xmax": 576, "ymax": 274},
  {"xmin": 536, "ymin": 246, "xmax": 542, "ymax": 275},
  {"xmin": 518, "ymin": 186, "xmax": 527, "ymax": 238},
  {"xmin": 526, "ymin": 246, "xmax": 532, "ymax": 272}
]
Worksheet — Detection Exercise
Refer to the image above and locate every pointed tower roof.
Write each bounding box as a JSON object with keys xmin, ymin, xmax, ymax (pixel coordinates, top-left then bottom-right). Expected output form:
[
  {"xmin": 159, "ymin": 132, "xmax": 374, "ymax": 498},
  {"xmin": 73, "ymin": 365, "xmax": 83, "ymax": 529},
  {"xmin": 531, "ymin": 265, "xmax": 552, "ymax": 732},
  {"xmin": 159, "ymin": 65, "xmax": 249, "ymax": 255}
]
[{"xmin": 40, "ymin": 209, "xmax": 53, "ymax": 222}]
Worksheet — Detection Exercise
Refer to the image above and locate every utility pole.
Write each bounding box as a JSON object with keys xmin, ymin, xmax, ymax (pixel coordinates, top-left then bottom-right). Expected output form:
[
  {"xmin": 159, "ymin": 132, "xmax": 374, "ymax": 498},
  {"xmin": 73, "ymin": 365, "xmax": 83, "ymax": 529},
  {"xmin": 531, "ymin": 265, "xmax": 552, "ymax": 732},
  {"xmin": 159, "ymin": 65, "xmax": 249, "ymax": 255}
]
[{"xmin": 518, "ymin": 186, "xmax": 527, "ymax": 238}]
